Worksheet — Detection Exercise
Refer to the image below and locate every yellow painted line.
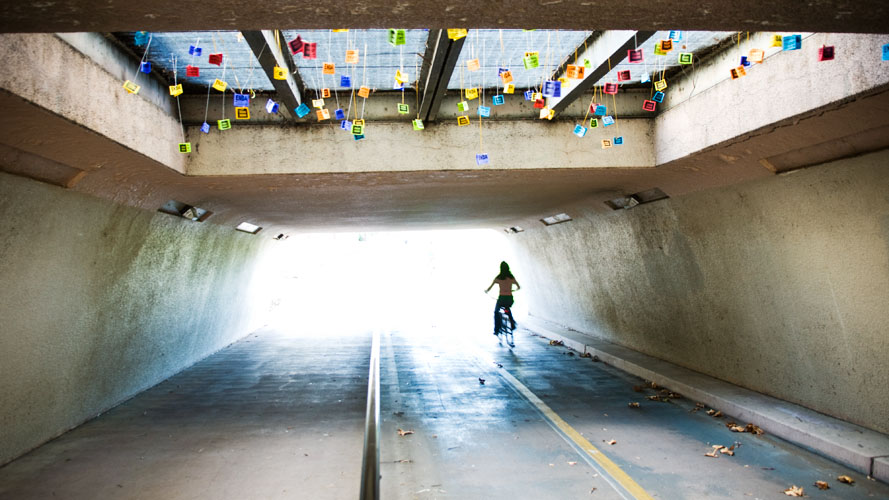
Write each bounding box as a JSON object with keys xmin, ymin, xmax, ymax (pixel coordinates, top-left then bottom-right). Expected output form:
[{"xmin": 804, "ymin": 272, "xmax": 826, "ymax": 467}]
[{"xmin": 475, "ymin": 347, "xmax": 654, "ymax": 500}]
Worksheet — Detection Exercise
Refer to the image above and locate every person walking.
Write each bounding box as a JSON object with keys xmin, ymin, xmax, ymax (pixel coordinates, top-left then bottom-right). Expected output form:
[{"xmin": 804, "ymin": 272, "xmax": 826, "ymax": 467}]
[{"xmin": 485, "ymin": 261, "xmax": 520, "ymax": 335}]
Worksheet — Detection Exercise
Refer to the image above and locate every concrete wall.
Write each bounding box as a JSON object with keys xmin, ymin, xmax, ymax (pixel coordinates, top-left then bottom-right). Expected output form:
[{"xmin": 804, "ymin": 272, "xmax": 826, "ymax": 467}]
[
  {"xmin": 0, "ymin": 172, "xmax": 272, "ymax": 465},
  {"xmin": 508, "ymin": 149, "xmax": 889, "ymax": 434}
]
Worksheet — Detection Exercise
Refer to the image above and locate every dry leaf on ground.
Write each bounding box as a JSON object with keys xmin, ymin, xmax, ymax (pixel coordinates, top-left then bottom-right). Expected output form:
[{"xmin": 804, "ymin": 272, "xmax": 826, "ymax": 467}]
[
  {"xmin": 815, "ymin": 480, "xmax": 829, "ymax": 490},
  {"xmin": 837, "ymin": 475, "xmax": 854, "ymax": 484},
  {"xmin": 783, "ymin": 485, "xmax": 804, "ymax": 496},
  {"xmin": 628, "ymin": 402, "xmax": 640, "ymax": 408},
  {"xmin": 397, "ymin": 429, "xmax": 414, "ymax": 437},
  {"xmin": 549, "ymin": 340, "xmax": 564, "ymax": 346},
  {"xmin": 719, "ymin": 447, "xmax": 734, "ymax": 456},
  {"xmin": 568, "ymin": 461, "xmax": 577, "ymax": 466},
  {"xmin": 704, "ymin": 450, "xmax": 719, "ymax": 458},
  {"xmin": 606, "ymin": 439, "xmax": 617, "ymax": 445},
  {"xmin": 745, "ymin": 423, "xmax": 764, "ymax": 435}
]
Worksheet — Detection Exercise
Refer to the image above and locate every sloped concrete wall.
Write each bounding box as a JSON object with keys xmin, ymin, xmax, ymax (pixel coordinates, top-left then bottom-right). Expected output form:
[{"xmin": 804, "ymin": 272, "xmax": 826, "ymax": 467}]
[
  {"xmin": 0, "ymin": 172, "xmax": 272, "ymax": 465},
  {"xmin": 509, "ymin": 149, "xmax": 889, "ymax": 434}
]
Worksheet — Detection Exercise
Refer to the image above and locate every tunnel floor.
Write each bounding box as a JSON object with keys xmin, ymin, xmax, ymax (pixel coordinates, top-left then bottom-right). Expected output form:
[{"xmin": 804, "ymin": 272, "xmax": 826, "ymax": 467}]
[{"xmin": 1, "ymin": 326, "xmax": 888, "ymax": 499}]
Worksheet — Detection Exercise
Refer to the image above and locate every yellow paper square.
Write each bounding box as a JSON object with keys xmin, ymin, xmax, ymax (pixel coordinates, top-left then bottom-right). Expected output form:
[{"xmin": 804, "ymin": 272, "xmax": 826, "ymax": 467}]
[
  {"xmin": 122, "ymin": 80, "xmax": 141, "ymax": 94},
  {"xmin": 316, "ymin": 109, "xmax": 330, "ymax": 120},
  {"xmin": 457, "ymin": 115, "xmax": 470, "ymax": 126},
  {"xmin": 504, "ymin": 83, "xmax": 515, "ymax": 94},
  {"xmin": 273, "ymin": 66, "xmax": 287, "ymax": 80},
  {"xmin": 501, "ymin": 70, "xmax": 513, "ymax": 84},
  {"xmin": 465, "ymin": 88, "xmax": 479, "ymax": 100},
  {"xmin": 212, "ymin": 79, "xmax": 227, "ymax": 92},
  {"xmin": 312, "ymin": 98, "xmax": 325, "ymax": 108},
  {"xmin": 321, "ymin": 88, "xmax": 331, "ymax": 98},
  {"xmin": 653, "ymin": 79, "xmax": 667, "ymax": 91},
  {"xmin": 447, "ymin": 29, "xmax": 468, "ymax": 40},
  {"xmin": 467, "ymin": 59, "xmax": 480, "ymax": 72},
  {"xmin": 169, "ymin": 83, "xmax": 183, "ymax": 97},
  {"xmin": 235, "ymin": 107, "xmax": 250, "ymax": 120},
  {"xmin": 323, "ymin": 62, "xmax": 335, "ymax": 75},
  {"xmin": 357, "ymin": 86, "xmax": 370, "ymax": 98},
  {"xmin": 354, "ymin": 119, "xmax": 365, "ymax": 126},
  {"xmin": 345, "ymin": 50, "xmax": 359, "ymax": 64}
]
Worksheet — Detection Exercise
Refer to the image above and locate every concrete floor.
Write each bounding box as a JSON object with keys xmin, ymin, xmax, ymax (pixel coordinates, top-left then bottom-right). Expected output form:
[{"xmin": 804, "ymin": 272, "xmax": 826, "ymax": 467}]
[{"xmin": 2, "ymin": 326, "xmax": 888, "ymax": 499}]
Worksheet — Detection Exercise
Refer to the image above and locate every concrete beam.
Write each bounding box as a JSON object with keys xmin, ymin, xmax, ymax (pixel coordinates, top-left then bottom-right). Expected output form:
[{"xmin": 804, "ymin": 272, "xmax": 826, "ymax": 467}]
[
  {"xmin": 241, "ymin": 30, "xmax": 304, "ymax": 115},
  {"xmin": 417, "ymin": 30, "xmax": 448, "ymax": 122},
  {"xmin": 2, "ymin": 2, "xmax": 889, "ymax": 33},
  {"xmin": 424, "ymin": 33, "xmax": 466, "ymax": 122},
  {"xmin": 547, "ymin": 30, "xmax": 656, "ymax": 117}
]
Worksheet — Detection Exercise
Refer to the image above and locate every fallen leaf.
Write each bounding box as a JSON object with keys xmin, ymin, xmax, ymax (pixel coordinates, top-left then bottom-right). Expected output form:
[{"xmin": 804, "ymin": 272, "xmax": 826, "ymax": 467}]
[
  {"xmin": 628, "ymin": 402, "xmax": 640, "ymax": 408},
  {"xmin": 729, "ymin": 425, "xmax": 747, "ymax": 433},
  {"xmin": 581, "ymin": 352, "xmax": 592, "ymax": 358},
  {"xmin": 783, "ymin": 485, "xmax": 804, "ymax": 496},
  {"xmin": 590, "ymin": 487, "xmax": 597, "ymax": 493},
  {"xmin": 568, "ymin": 461, "xmax": 577, "ymax": 466},
  {"xmin": 397, "ymin": 429, "xmax": 414, "ymax": 437},
  {"xmin": 814, "ymin": 480, "xmax": 829, "ymax": 490},
  {"xmin": 549, "ymin": 340, "xmax": 564, "ymax": 346},
  {"xmin": 720, "ymin": 448, "xmax": 734, "ymax": 456},
  {"xmin": 650, "ymin": 382, "xmax": 659, "ymax": 389},
  {"xmin": 607, "ymin": 439, "xmax": 617, "ymax": 445},
  {"xmin": 668, "ymin": 392, "xmax": 682, "ymax": 399},
  {"xmin": 549, "ymin": 463, "xmax": 555, "ymax": 467},
  {"xmin": 712, "ymin": 445, "xmax": 726, "ymax": 450},
  {"xmin": 745, "ymin": 423, "xmax": 764, "ymax": 435},
  {"xmin": 695, "ymin": 402, "xmax": 706, "ymax": 408},
  {"xmin": 837, "ymin": 475, "xmax": 854, "ymax": 484},
  {"xmin": 713, "ymin": 411, "xmax": 723, "ymax": 418},
  {"xmin": 707, "ymin": 409, "xmax": 717, "ymax": 416},
  {"xmin": 704, "ymin": 451, "xmax": 719, "ymax": 458},
  {"xmin": 647, "ymin": 395, "xmax": 660, "ymax": 401}
]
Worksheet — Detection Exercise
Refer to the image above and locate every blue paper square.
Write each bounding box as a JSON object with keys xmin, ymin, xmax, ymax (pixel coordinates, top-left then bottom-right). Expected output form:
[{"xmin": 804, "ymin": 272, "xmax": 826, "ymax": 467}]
[
  {"xmin": 782, "ymin": 34, "xmax": 802, "ymax": 51},
  {"xmin": 595, "ymin": 105, "xmax": 607, "ymax": 116},
  {"xmin": 140, "ymin": 61, "xmax": 151, "ymax": 73},
  {"xmin": 233, "ymin": 93, "xmax": 250, "ymax": 107},
  {"xmin": 652, "ymin": 91, "xmax": 665, "ymax": 103},
  {"xmin": 393, "ymin": 81, "xmax": 404, "ymax": 90},
  {"xmin": 883, "ymin": 43, "xmax": 889, "ymax": 61},
  {"xmin": 134, "ymin": 31, "xmax": 150, "ymax": 46},
  {"xmin": 614, "ymin": 136, "xmax": 624, "ymax": 145},
  {"xmin": 476, "ymin": 153, "xmax": 490, "ymax": 165},
  {"xmin": 341, "ymin": 120, "xmax": 352, "ymax": 131},
  {"xmin": 353, "ymin": 134, "xmax": 365, "ymax": 141},
  {"xmin": 295, "ymin": 103, "xmax": 310, "ymax": 118},
  {"xmin": 340, "ymin": 75, "xmax": 351, "ymax": 87},
  {"xmin": 602, "ymin": 115, "xmax": 615, "ymax": 126},
  {"xmin": 200, "ymin": 122, "xmax": 210, "ymax": 134},
  {"xmin": 740, "ymin": 56, "xmax": 750, "ymax": 67},
  {"xmin": 669, "ymin": 30, "xmax": 683, "ymax": 41},
  {"xmin": 543, "ymin": 80, "xmax": 557, "ymax": 97},
  {"xmin": 640, "ymin": 72, "xmax": 651, "ymax": 83},
  {"xmin": 498, "ymin": 67, "xmax": 509, "ymax": 76},
  {"xmin": 265, "ymin": 99, "xmax": 279, "ymax": 114},
  {"xmin": 335, "ymin": 109, "xmax": 345, "ymax": 120},
  {"xmin": 478, "ymin": 106, "xmax": 491, "ymax": 117},
  {"xmin": 189, "ymin": 45, "xmax": 202, "ymax": 56},
  {"xmin": 573, "ymin": 124, "xmax": 587, "ymax": 138},
  {"xmin": 524, "ymin": 90, "xmax": 534, "ymax": 101},
  {"xmin": 492, "ymin": 95, "xmax": 505, "ymax": 106}
]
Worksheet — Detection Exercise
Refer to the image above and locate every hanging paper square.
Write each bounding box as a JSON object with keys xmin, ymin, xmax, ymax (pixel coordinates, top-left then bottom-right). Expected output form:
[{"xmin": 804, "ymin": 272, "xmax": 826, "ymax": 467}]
[
  {"xmin": 475, "ymin": 153, "xmax": 490, "ymax": 166},
  {"xmin": 583, "ymin": 58, "xmax": 592, "ymax": 68},
  {"xmin": 602, "ymin": 115, "xmax": 615, "ymax": 126},
  {"xmin": 654, "ymin": 44, "xmax": 667, "ymax": 56},
  {"xmin": 594, "ymin": 104, "xmax": 606, "ymax": 115},
  {"xmin": 393, "ymin": 81, "xmax": 404, "ymax": 90},
  {"xmin": 457, "ymin": 115, "xmax": 470, "ymax": 126},
  {"xmin": 316, "ymin": 109, "xmax": 330, "ymax": 120},
  {"xmin": 134, "ymin": 31, "xmax": 150, "ymax": 46},
  {"xmin": 321, "ymin": 88, "xmax": 331, "ymax": 98},
  {"xmin": 208, "ymin": 53, "xmax": 223, "ymax": 66},
  {"xmin": 669, "ymin": 30, "xmax": 683, "ymax": 41},
  {"xmin": 533, "ymin": 98, "xmax": 545, "ymax": 109},
  {"xmin": 627, "ymin": 49, "xmax": 643, "ymax": 63},
  {"xmin": 504, "ymin": 83, "xmax": 515, "ymax": 94},
  {"xmin": 388, "ymin": 29, "xmax": 406, "ymax": 46},
  {"xmin": 235, "ymin": 107, "xmax": 250, "ymax": 120},
  {"xmin": 883, "ymin": 43, "xmax": 889, "ymax": 61},
  {"xmin": 603, "ymin": 83, "xmax": 618, "ymax": 94},
  {"xmin": 782, "ymin": 35, "xmax": 802, "ymax": 51},
  {"xmin": 332, "ymin": 29, "xmax": 349, "ymax": 33},
  {"xmin": 322, "ymin": 62, "xmax": 335, "ymax": 75},
  {"xmin": 642, "ymin": 99, "xmax": 656, "ymax": 112},
  {"xmin": 601, "ymin": 139, "xmax": 612, "ymax": 149},
  {"xmin": 566, "ymin": 65, "xmax": 585, "ymax": 79},
  {"xmin": 653, "ymin": 79, "xmax": 667, "ymax": 91},
  {"xmin": 659, "ymin": 40, "xmax": 673, "ymax": 52},
  {"xmin": 140, "ymin": 61, "xmax": 152, "ymax": 73},
  {"xmin": 345, "ymin": 50, "xmax": 359, "ymax": 64},
  {"xmin": 340, "ymin": 75, "xmax": 351, "ymax": 87},
  {"xmin": 735, "ymin": 66, "xmax": 747, "ymax": 77},
  {"xmin": 217, "ymin": 118, "xmax": 231, "ymax": 130},
  {"xmin": 312, "ymin": 98, "xmax": 325, "ymax": 109},
  {"xmin": 398, "ymin": 103, "xmax": 409, "ymax": 114},
  {"xmin": 457, "ymin": 100, "xmax": 469, "ymax": 111},
  {"xmin": 395, "ymin": 70, "xmax": 409, "ymax": 83},
  {"xmin": 740, "ymin": 56, "xmax": 750, "ymax": 67},
  {"xmin": 589, "ymin": 118, "xmax": 599, "ymax": 128},
  {"xmin": 122, "ymin": 80, "xmax": 141, "ymax": 94},
  {"xmin": 749, "ymin": 48, "xmax": 765, "ymax": 63},
  {"xmin": 353, "ymin": 134, "xmax": 365, "ymax": 141},
  {"xmin": 478, "ymin": 106, "xmax": 491, "ymax": 117},
  {"xmin": 189, "ymin": 45, "xmax": 202, "ymax": 56},
  {"xmin": 266, "ymin": 99, "xmax": 279, "ymax": 114},
  {"xmin": 289, "ymin": 36, "xmax": 304, "ymax": 54},
  {"xmin": 169, "ymin": 84, "xmax": 183, "ymax": 97},
  {"xmin": 523, "ymin": 53, "xmax": 540, "ymax": 69},
  {"xmin": 412, "ymin": 119, "xmax": 424, "ymax": 130},
  {"xmin": 770, "ymin": 34, "xmax": 784, "ymax": 47},
  {"xmin": 465, "ymin": 88, "xmax": 479, "ymax": 100},
  {"xmin": 523, "ymin": 90, "xmax": 533, "ymax": 101},
  {"xmin": 552, "ymin": 80, "xmax": 562, "ymax": 97},
  {"xmin": 542, "ymin": 80, "xmax": 556, "ymax": 97},
  {"xmin": 467, "ymin": 59, "xmax": 480, "ymax": 72},
  {"xmin": 358, "ymin": 86, "xmax": 370, "ymax": 98},
  {"xmin": 334, "ymin": 108, "xmax": 345, "ymax": 120},
  {"xmin": 200, "ymin": 122, "xmax": 211, "ymax": 133},
  {"xmin": 354, "ymin": 119, "xmax": 365, "ymax": 126},
  {"xmin": 613, "ymin": 136, "xmax": 624, "ymax": 145},
  {"xmin": 233, "ymin": 93, "xmax": 250, "ymax": 107},
  {"xmin": 340, "ymin": 120, "xmax": 352, "ymax": 131},
  {"xmin": 573, "ymin": 124, "xmax": 587, "ymax": 138},
  {"xmin": 295, "ymin": 103, "xmax": 310, "ymax": 118},
  {"xmin": 351, "ymin": 123, "xmax": 364, "ymax": 135},
  {"xmin": 212, "ymin": 79, "xmax": 227, "ymax": 91},
  {"xmin": 501, "ymin": 70, "xmax": 514, "ymax": 85},
  {"xmin": 178, "ymin": 142, "xmax": 191, "ymax": 153},
  {"xmin": 652, "ymin": 91, "xmax": 664, "ymax": 103},
  {"xmin": 447, "ymin": 29, "xmax": 468, "ymax": 40},
  {"xmin": 818, "ymin": 45, "xmax": 835, "ymax": 61},
  {"xmin": 617, "ymin": 70, "xmax": 631, "ymax": 82},
  {"xmin": 729, "ymin": 68, "xmax": 740, "ymax": 79},
  {"xmin": 186, "ymin": 65, "xmax": 200, "ymax": 77},
  {"xmin": 678, "ymin": 52, "xmax": 693, "ymax": 65},
  {"xmin": 303, "ymin": 43, "xmax": 317, "ymax": 59},
  {"xmin": 639, "ymin": 73, "xmax": 651, "ymax": 84},
  {"xmin": 492, "ymin": 95, "xmax": 505, "ymax": 106}
]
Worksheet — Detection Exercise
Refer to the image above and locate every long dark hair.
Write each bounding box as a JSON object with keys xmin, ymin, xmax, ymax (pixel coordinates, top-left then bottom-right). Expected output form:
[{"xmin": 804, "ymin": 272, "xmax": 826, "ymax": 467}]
[{"xmin": 496, "ymin": 261, "xmax": 514, "ymax": 280}]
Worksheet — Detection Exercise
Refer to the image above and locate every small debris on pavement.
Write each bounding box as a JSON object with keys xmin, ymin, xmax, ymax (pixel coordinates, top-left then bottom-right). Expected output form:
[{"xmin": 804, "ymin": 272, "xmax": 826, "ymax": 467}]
[
  {"xmin": 783, "ymin": 485, "xmax": 804, "ymax": 496},
  {"xmin": 581, "ymin": 352, "xmax": 592, "ymax": 358},
  {"xmin": 628, "ymin": 402, "xmax": 640, "ymax": 408},
  {"xmin": 633, "ymin": 385, "xmax": 644, "ymax": 392},
  {"xmin": 590, "ymin": 486, "xmax": 597, "ymax": 494},
  {"xmin": 549, "ymin": 340, "xmax": 564, "ymax": 346},
  {"xmin": 814, "ymin": 480, "xmax": 829, "ymax": 490},
  {"xmin": 397, "ymin": 429, "xmax": 414, "ymax": 437},
  {"xmin": 479, "ymin": 378, "xmax": 485, "ymax": 385},
  {"xmin": 606, "ymin": 439, "xmax": 617, "ymax": 445},
  {"xmin": 837, "ymin": 475, "xmax": 854, "ymax": 484},
  {"xmin": 568, "ymin": 461, "xmax": 577, "ymax": 466},
  {"xmin": 704, "ymin": 450, "xmax": 719, "ymax": 458}
]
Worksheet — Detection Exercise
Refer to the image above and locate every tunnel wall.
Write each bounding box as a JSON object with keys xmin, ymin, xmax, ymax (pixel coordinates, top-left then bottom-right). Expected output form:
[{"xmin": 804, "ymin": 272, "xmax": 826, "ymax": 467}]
[
  {"xmin": 509, "ymin": 149, "xmax": 889, "ymax": 434},
  {"xmin": 0, "ymin": 172, "xmax": 272, "ymax": 465}
]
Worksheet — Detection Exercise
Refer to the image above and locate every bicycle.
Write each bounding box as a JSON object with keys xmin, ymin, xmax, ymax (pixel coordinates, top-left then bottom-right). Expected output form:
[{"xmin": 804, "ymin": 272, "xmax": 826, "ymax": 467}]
[{"xmin": 496, "ymin": 306, "xmax": 515, "ymax": 347}]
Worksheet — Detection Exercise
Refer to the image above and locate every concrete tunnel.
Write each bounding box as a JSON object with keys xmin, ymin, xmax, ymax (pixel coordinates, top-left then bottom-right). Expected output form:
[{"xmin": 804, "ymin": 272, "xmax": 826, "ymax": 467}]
[{"xmin": 1, "ymin": 2, "xmax": 889, "ymax": 498}]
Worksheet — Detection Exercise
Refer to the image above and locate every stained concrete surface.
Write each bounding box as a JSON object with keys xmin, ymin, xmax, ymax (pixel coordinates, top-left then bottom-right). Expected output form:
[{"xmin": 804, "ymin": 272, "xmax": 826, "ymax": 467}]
[{"xmin": 509, "ymin": 150, "xmax": 889, "ymax": 435}]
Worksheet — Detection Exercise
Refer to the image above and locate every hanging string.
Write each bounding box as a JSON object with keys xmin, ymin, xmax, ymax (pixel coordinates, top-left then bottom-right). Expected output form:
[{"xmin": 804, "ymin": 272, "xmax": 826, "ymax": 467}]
[
  {"xmin": 171, "ymin": 55, "xmax": 186, "ymax": 143},
  {"xmin": 130, "ymin": 33, "xmax": 153, "ymax": 84},
  {"xmin": 360, "ymin": 42, "xmax": 368, "ymax": 120}
]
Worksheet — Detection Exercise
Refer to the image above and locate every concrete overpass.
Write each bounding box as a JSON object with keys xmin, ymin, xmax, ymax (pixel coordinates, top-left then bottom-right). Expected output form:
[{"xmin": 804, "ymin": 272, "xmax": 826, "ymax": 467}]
[{"xmin": 2, "ymin": 2, "xmax": 889, "ymax": 498}]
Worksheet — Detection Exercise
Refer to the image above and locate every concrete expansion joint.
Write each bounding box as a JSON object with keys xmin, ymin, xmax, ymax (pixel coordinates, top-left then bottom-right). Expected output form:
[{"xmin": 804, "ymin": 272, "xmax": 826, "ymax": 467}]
[{"xmin": 521, "ymin": 315, "xmax": 889, "ymax": 485}]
